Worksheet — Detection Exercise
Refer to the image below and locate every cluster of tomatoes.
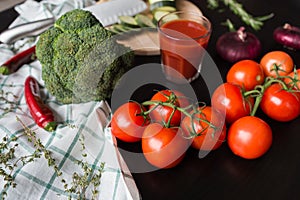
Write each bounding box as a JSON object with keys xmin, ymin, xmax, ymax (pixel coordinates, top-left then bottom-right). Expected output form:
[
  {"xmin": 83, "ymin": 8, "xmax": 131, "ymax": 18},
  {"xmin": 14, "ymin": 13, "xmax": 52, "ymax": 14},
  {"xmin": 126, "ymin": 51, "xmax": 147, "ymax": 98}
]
[
  {"xmin": 111, "ymin": 89, "xmax": 226, "ymax": 169},
  {"xmin": 213, "ymin": 50, "xmax": 300, "ymax": 159},
  {"xmin": 111, "ymin": 50, "xmax": 300, "ymax": 169}
]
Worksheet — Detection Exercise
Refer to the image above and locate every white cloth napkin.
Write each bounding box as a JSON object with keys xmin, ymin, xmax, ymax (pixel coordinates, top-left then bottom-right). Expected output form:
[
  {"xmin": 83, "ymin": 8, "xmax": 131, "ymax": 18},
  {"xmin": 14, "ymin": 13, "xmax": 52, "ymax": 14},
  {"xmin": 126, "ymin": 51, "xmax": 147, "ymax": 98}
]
[{"xmin": 0, "ymin": 0, "xmax": 140, "ymax": 199}]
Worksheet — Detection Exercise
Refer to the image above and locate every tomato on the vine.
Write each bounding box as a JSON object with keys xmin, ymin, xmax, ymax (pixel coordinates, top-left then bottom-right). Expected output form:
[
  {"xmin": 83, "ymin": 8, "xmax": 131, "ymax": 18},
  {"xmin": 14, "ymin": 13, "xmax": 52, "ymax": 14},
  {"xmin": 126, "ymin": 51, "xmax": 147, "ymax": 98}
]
[
  {"xmin": 260, "ymin": 83, "xmax": 300, "ymax": 122},
  {"xmin": 111, "ymin": 102, "xmax": 150, "ymax": 142},
  {"xmin": 142, "ymin": 123, "xmax": 190, "ymax": 169},
  {"xmin": 181, "ymin": 106, "xmax": 226, "ymax": 151},
  {"xmin": 284, "ymin": 69, "xmax": 300, "ymax": 90},
  {"xmin": 260, "ymin": 51, "xmax": 294, "ymax": 78},
  {"xmin": 149, "ymin": 90, "xmax": 190, "ymax": 126},
  {"xmin": 227, "ymin": 116, "xmax": 272, "ymax": 159},
  {"xmin": 211, "ymin": 83, "xmax": 254, "ymax": 124},
  {"xmin": 226, "ymin": 60, "xmax": 265, "ymax": 91}
]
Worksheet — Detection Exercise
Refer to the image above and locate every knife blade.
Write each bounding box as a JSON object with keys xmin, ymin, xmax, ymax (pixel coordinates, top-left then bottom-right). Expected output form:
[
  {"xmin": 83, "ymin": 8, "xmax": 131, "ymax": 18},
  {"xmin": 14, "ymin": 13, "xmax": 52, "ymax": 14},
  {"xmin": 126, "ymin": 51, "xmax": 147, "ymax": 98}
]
[{"xmin": 0, "ymin": 0, "xmax": 147, "ymax": 44}]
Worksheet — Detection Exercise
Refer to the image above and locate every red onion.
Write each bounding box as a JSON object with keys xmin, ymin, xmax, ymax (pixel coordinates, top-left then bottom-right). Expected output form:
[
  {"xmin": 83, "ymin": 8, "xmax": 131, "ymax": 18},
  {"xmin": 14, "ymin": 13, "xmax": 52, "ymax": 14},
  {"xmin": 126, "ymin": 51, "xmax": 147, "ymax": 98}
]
[
  {"xmin": 216, "ymin": 27, "xmax": 261, "ymax": 63},
  {"xmin": 273, "ymin": 23, "xmax": 300, "ymax": 50}
]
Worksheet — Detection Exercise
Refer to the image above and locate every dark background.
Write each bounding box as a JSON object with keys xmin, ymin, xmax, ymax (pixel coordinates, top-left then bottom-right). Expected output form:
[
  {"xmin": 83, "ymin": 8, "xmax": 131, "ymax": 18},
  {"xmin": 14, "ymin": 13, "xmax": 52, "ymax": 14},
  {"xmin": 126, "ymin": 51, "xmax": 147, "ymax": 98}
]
[{"xmin": 1, "ymin": 0, "xmax": 300, "ymax": 200}]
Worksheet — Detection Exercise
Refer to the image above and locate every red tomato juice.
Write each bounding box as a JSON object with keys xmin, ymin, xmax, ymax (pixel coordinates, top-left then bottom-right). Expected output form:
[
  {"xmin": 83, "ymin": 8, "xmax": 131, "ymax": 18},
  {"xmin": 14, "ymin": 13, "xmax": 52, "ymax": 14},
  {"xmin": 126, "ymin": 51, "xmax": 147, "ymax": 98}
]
[{"xmin": 159, "ymin": 19, "xmax": 211, "ymax": 82}]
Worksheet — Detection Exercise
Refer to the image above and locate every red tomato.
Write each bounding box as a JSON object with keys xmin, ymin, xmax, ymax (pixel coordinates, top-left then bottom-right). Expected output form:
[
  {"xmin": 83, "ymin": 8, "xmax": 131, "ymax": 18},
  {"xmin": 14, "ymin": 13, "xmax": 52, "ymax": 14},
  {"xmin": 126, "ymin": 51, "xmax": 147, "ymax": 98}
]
[
  {"xmin": 260, "ymin": 51, "xmax": 294, "ymax": 78},
  {"xmin": 284, "ymin": 69, "xmax": 300, "ymax": 90},
  {"xmin": 227, "ymin": 116, "xmax": 272, "ymax": 159},
  {"xmin": 142, "ymin": 123, "xmax": 190, "ymax": 169},
  {"xmin": 111, "ymin": 102, "xmax": 150, "ymax": 142},
  {"xmin": 211, "ymin": 83, "xmax": 254, "ymax": 124},
  {"xmin": 181, "ymin": 106, "xmax": 226, "ymax": 151},
  {"xmin": 226, "ymin": 60, "xmax": 265, "ymax": 91},
  {"xmin": 149, "ymin": 90, "xmax": 190, "ymax": 126},
  {"xmin": 260, "ymin": 83, "xmax": 300, "ymax": 122}
]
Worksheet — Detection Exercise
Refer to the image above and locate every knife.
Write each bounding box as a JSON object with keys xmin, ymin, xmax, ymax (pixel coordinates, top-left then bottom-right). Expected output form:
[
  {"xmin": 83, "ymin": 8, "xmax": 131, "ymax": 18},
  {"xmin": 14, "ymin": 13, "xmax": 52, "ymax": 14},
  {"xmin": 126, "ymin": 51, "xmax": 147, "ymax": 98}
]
[{"xmin": 0, "ymin": 0, "xmax": 147, "ymax": 44}]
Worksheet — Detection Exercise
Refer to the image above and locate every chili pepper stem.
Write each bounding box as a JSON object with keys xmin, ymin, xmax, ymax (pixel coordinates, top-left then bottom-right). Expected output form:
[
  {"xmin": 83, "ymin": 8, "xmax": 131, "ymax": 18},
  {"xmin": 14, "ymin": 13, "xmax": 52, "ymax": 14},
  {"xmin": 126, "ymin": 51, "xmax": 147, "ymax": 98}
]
[
  {"xmin": 44, "ymin": 122, "xmax": 57, "ymax": 132},
  {"xmin": 0, "ymin": 46, "xmax": 36, "ymax": 75},
  {"xmin": 0, "ymin": 66, "xmax": 9, "ymax": 75}
]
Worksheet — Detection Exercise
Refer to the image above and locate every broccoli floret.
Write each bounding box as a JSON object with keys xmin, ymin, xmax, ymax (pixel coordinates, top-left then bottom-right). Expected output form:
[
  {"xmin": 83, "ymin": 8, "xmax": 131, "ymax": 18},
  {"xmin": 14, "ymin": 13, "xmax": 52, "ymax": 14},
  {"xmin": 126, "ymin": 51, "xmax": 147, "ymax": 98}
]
[
  {"xmin": 36, "ymin": 27, "xmax": 62, "ymax": 65},
  {"xmin": 36, "ymin": 9, "xmax": 134, "ymax": 104},
  {"xmin": 54, "ymin": 9, "xmax": 101, "ymax": 32}
]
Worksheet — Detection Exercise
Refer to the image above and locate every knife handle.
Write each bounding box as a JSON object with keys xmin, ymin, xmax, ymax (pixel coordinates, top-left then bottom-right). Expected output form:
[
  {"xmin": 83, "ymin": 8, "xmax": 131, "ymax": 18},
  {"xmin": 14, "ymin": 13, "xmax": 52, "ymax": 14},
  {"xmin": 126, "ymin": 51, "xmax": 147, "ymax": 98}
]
[{"xmin": 0, "ymin": 18, "xmax": 55, "ymax": 44}]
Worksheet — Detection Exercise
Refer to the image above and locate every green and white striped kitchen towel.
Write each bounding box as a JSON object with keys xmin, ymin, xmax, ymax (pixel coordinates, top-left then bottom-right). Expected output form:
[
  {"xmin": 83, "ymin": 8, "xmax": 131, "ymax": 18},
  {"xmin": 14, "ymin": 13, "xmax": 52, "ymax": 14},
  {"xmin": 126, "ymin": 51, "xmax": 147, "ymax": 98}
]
[{"xmin": 0, "ymin": 0, "xmax": 140, "ymax": 199}]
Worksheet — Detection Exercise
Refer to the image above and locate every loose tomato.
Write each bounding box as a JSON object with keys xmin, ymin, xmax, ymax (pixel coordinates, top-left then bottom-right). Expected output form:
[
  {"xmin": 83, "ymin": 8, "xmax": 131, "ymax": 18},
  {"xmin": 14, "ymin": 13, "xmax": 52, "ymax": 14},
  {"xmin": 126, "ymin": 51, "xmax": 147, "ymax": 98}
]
[
  {"xmin": 226, "ymin": 60, "xmax": 265, "ymax": 91},
  {"xmin": 260, "ymin": 51, "xmax": 294, "ymax": 78},
  {"xmin": 142, "ymin": 123, "xmax": 190, "ymax": 169},
  {"xmin": 111, "ymin": 102, "xmax": 150, "ymax": 142},
  {"xmin": 211, "ymin": 83, "xmax": 254, "ymax": 124},
  {"xmin": 284, "ymin": 69, "xmax": 300, "ymax": 90},
  {"xmin": 181, "ymin": 106, "xmax": 226, "ymax": 151},
  {"xmin": 260, "ymin": 83, "xmax": 300, "ymax": 122},
  {"xmin": 149, "ymin": 89, "xmax": 190, "ymax": 126},
  {"xmin": 227, "ymin": 116, "xmax": 272, "ymax": 159}
]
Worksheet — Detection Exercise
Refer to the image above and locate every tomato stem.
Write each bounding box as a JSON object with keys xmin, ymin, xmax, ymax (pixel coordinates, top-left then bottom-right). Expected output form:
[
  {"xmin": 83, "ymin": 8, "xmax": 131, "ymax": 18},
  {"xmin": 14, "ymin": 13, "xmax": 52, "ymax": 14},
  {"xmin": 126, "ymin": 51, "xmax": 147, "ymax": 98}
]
[
  {"xmin": 248, "ymin": 76, "xmax": 290, "ymax": 116},
  {"xmin": 185, "ymin": 109, "xmax": 218, "ymax": 139},
  {"xmin": 142, "ymin": 99, "xmax": 218, "ymax": 138}
]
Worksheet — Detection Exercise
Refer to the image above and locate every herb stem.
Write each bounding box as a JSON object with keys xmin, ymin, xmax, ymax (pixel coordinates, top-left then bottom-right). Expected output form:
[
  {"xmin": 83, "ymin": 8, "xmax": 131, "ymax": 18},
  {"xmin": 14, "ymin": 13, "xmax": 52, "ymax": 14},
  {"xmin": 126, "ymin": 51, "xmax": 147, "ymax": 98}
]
[{"xmin": 207, "ymin": 0, "xmax": 274, "ymax": 30}]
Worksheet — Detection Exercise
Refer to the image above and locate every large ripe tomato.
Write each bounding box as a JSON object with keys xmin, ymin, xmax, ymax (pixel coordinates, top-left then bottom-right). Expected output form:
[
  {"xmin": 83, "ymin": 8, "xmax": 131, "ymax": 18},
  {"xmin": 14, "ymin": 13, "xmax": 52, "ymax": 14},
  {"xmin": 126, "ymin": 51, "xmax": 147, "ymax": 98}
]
[
  {"xmin": 181, "ymin": 106, "xmax": 226, "ymax": 151},
  {"xmin": 260, "ymin": 83, "xmax": 300, "ymax": 122},
  {"xmin": 260, "ymin": 51, "xmax": 294, "ymax": 78},
  {"xmin": 149, "ymin": 89, "xmax": 190, "ymax": 126},
  {"xmin": 142, "ymin": 123, "xmax": 190, "ymax": 169},
  {"xmin": 111, "ymin": 102, "xmax": 150, "ymax": 142},
  {"xmin": 211, "ymin": 83, "xmax": 254, "ymax": 124},
  {"xmin": 284, "ymin": 69, "xmax": 300, "ymax": 90},
  {"xmin": 226, "ymin": 59, "xmax": 265, "ymax": 91},
  {"xmin": 227, "ymin": 116, "xmax": 272, "ymax": 159}
]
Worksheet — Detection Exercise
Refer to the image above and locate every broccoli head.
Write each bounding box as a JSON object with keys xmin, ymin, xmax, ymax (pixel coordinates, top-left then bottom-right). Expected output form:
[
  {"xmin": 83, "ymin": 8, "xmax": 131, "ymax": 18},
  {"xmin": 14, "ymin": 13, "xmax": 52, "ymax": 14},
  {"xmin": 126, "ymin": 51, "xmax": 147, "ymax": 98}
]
[{"xmin": 36, "ymin": 9, "xmax": 134, "ymax": 104}]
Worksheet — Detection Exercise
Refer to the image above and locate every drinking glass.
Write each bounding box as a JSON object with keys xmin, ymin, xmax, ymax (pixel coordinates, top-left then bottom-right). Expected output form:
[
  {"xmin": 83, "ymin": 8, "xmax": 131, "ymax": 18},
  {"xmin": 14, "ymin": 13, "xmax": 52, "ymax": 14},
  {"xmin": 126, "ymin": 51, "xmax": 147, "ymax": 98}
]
[{"xmin": 158, "ymin": 11, "xmax": 212, "ymax": 83}]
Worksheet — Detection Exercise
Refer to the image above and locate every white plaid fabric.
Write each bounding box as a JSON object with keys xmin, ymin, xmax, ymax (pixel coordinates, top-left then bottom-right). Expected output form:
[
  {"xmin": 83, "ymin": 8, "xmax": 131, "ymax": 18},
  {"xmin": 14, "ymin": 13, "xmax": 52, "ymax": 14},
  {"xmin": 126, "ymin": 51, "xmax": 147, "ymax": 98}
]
[{"xmin": 0, "ymin": 0, "xmax": 139, "ymax": 199}]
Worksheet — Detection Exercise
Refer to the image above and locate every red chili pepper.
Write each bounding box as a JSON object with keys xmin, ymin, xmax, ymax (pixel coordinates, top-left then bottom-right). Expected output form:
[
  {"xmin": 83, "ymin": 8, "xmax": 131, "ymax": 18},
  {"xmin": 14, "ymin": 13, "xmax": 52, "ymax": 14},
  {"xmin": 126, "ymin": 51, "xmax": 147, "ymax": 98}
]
[
  {"xmin": 24, "ymin": 76, "xmax": 57, "ymax": 132},
  {"xmin": 0, "ymin": 45, "xmax": 36, "ymax": 75}
]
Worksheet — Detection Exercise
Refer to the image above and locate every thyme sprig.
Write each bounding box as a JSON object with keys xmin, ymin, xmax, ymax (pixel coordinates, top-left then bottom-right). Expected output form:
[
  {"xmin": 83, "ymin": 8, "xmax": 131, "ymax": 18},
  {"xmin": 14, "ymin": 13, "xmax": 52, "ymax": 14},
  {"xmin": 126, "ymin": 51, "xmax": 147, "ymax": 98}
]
[
  {"xmin": 0, "ymin": 119, "xmax": 44, "ymax": 199},
  {"xmin": 16, "ymin": 116, "xmax": 61, "ymax": 175},
  {"xmin": 0, "ymin": 89, "xmax": 22, "ymax": 118},
  {"xmin": 207, "ymin": 0, "xmax": 274, "ymax": 30},
  {"xmin": 63, "ymin": 135, "xmax": 105, "ymax": 200},
  {"xmin": 1, "ymin": 117, "xmax": 105, "ymax": 200}
]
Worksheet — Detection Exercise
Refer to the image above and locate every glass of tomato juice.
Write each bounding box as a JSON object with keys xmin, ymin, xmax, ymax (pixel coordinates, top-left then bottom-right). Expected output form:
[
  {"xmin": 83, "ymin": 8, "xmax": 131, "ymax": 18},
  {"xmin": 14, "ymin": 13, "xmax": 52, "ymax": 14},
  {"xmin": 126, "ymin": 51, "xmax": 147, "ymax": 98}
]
[{"xmin": 158, "ymin": 11, "xmax": 212, "ymax": 83}]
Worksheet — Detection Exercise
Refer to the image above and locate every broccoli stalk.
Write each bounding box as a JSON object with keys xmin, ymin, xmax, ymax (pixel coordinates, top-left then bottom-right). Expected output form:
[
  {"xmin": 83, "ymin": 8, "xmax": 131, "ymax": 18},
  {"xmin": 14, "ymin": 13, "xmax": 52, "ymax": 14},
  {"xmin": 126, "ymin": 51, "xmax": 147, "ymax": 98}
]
[{"xmin": 36, "ymin": 9, "xmax": 134, "ymax": 104}]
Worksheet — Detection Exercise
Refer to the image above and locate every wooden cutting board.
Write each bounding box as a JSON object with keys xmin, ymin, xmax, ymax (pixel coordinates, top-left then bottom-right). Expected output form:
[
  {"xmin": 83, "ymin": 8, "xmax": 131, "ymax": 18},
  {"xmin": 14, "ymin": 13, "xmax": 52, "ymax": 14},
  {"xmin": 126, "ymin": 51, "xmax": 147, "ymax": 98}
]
[{"xmin": 113, "ymin": 0, "xmax": 203, "ymax": 56}]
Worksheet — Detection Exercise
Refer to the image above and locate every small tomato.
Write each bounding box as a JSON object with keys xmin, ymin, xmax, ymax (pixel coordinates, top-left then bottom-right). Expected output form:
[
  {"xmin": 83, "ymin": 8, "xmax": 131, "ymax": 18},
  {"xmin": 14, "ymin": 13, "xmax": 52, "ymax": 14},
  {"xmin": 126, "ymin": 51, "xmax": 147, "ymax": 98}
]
[
  {"xmin": 260, "ymin": 83, "xmax": 300, "ymax": 122},
  {"xmin": 211, "ymin": 83, "xmax": 254, "ymax": 124},
  {"xmin": 227, "ymin": 116, "xmax": 272, "ymax": 159},
  {"xmin": 111, "ymin": 102, "xmax": 149, "ymax": 142},
  {"xmin": 181, "ymin": 106, "xmax": 226, "ymax": 151},
  {"xmin": 149, "ymin": 90, "xmax": 190, "ymax": 126},
  {"xmin": 142, "ymin": 123, "xmax": 189, "ymax": 169},
  {"xmin": 260, "ymin": 51, "xmax": 294, "ymax": 78},
  {"xmin": 226, "ymin": 59, "xmax": 265, "ymax": 91}
]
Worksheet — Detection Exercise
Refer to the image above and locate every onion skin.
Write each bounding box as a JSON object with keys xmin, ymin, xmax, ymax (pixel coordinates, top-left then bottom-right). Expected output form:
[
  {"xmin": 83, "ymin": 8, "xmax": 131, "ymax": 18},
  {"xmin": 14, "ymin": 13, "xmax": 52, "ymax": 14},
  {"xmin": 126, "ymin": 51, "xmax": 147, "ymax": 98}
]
[
  {"xmin": 273, "ymin": 23, "xmax": 300, "ymax": 50},
  {"xmin": 216, "ymin": 27, "xmax": 261, "ymax": 63}
]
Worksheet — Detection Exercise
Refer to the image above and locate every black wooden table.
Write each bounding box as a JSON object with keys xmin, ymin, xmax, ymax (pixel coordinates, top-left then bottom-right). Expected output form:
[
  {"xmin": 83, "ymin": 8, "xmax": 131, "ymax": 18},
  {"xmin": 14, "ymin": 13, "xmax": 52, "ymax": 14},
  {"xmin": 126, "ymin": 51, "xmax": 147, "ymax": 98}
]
[{"xmin": 1, "ymin": 1, "xmax": 300, "ymax": 200}]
